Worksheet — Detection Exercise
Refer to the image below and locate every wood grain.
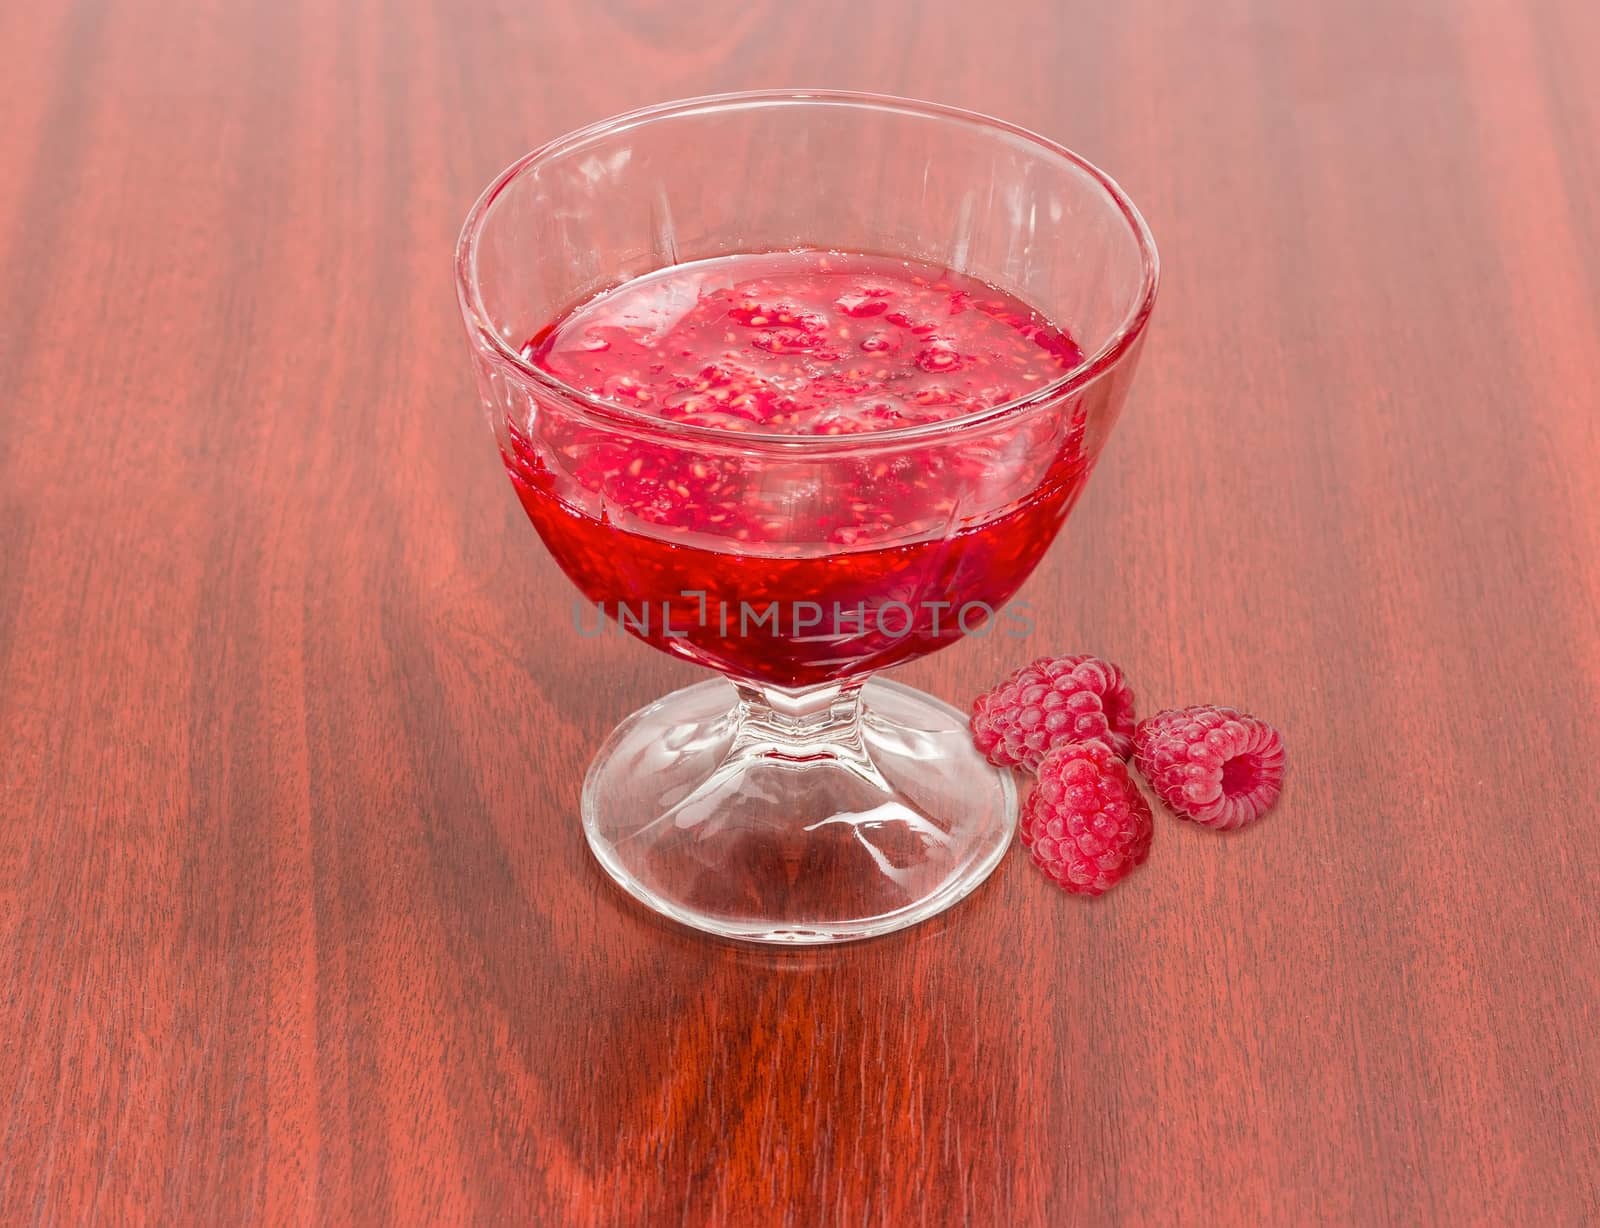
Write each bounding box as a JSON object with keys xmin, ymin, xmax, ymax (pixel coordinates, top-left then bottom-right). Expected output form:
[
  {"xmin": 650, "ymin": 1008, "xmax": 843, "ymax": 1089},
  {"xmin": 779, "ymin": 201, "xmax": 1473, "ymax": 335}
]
[{"xmin": 3, "ymin": 0, "xmax": 1599, "ymax": 1223}]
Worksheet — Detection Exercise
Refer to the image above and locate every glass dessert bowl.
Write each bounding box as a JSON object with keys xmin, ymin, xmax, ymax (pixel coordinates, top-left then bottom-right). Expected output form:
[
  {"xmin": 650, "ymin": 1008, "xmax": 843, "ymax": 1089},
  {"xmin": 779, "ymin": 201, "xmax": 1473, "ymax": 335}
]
[{"xmin": 455, "ymin": 91, "xmax": 1157, "ymax": 943}]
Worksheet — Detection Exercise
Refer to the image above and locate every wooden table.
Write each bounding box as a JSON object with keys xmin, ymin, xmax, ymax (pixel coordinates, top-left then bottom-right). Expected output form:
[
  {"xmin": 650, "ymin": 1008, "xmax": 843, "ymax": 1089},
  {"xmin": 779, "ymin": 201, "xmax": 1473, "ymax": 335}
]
[{"xmin": 4, "ymin": 1, "xmax": 1598, "ymax": 1223}]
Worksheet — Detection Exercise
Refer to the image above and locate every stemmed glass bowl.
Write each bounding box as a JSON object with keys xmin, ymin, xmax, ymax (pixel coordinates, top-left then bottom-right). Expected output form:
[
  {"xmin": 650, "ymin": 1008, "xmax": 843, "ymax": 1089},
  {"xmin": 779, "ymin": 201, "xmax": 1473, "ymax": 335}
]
[{"xmin": 455, "ymin": 91, "xmax": 1157, "ymax": 943}]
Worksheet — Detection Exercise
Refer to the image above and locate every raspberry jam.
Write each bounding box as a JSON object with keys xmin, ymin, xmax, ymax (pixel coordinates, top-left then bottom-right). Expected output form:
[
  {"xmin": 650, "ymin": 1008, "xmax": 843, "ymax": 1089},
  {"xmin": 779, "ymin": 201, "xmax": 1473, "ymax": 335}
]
[{"xmin": 505, "ymin": 251, "xmax": 1092, "ymax": 687}]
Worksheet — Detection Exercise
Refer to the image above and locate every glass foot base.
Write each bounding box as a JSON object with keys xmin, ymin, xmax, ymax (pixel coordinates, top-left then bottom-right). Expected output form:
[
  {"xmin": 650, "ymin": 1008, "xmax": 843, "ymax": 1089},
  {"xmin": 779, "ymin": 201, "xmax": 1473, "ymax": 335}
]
[{"xmin": 581, "ymin": 677, "xmax": 1017, "ymax": 944}]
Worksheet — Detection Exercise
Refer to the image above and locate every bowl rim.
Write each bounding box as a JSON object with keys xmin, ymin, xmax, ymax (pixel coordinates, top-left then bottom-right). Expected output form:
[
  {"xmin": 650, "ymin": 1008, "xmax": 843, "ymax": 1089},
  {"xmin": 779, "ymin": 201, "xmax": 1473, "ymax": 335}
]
[{"xmin": 455, "ymin": 89, "xmax": 1159, "ymax": 451}]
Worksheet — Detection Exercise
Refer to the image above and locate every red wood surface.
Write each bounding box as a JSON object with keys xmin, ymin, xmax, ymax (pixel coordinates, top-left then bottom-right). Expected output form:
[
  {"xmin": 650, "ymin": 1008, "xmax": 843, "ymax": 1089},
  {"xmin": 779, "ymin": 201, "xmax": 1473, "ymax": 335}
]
[{"xmin": 3, "ymin": 1, "xmax": 1599, "ymax": 1223}]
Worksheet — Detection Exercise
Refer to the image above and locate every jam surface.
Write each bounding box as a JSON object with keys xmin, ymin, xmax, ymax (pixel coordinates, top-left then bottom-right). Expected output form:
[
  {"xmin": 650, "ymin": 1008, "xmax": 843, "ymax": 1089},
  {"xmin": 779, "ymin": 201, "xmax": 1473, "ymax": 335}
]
[{"xmin": 529, "ymin": 249, "xmax": 1082, "ymax": 436}]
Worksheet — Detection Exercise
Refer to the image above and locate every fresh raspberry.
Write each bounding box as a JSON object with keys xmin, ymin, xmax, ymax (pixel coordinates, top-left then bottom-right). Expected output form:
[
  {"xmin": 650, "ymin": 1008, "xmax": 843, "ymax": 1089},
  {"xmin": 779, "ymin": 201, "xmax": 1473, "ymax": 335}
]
[
  {"xmin": 970, "ymin": 654, "xmax": 1137, "ymax": 770},
  {"xmin": 1133, "ymin": 706, "xmax": 1286, "ymax": 830},
  {"xmin": 1021, "ymin": 742, "xmax": 1153, "ymax": 895}
]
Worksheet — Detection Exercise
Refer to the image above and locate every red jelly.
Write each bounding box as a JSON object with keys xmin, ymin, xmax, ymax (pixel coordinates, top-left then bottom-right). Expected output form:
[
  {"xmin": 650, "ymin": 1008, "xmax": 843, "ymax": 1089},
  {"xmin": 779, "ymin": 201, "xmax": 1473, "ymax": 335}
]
[{"xmin": 505, "ymin": 250, "xmax": 1092, "ymax": 687}]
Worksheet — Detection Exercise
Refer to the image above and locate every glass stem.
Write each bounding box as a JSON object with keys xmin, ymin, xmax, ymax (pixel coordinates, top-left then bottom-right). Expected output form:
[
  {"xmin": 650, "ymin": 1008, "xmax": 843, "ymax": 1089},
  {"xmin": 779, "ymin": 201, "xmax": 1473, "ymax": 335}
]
[{"xmin": 730, "ymin": 679, "xmax": 871, "ymax": 767}]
